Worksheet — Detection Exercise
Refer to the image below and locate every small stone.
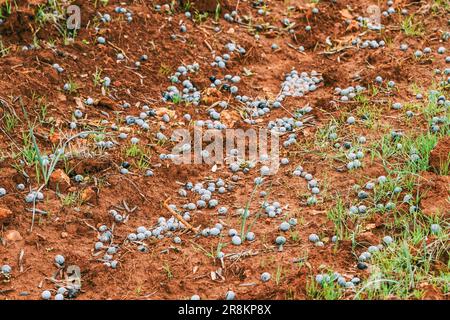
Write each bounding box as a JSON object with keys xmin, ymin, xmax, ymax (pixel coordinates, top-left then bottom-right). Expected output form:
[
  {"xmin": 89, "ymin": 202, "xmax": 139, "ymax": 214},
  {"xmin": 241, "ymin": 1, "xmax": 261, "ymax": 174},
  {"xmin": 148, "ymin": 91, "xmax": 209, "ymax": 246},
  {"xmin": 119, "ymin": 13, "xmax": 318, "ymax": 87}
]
[
  {"xmin": 5, "ymin": 230, "xmax": 22, "ymax": 241},
  {"xmin": 81, "ymin": 187, "xmax": 97, "ymax": 203},
  {"xmin": 429, "ymin": 136, "xmax": 450, "ymax": 173},
  {"xmin": 48, "ymin": 169, "xmax": 71, "ymax": 192},
  {"xmin": 0, "ymin": 207, "xmax": 13, "ymax": 223}
]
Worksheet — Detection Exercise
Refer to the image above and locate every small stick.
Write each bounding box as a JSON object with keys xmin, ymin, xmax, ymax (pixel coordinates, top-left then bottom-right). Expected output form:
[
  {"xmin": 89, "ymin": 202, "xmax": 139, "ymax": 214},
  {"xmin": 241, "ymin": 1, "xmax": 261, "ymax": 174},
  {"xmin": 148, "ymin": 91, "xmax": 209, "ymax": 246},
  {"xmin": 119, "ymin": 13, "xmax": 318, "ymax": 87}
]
[
  {"xmin": 18, "ymin": 249, "xmax": 25, "ymax": 273},
  {"xmin": 239, "ymin": 282, "xmax": 257, "ymax": 287},
  {"xmin": 81, "ymin": 220, "xmax": 98, "ymax": 233},
  {"xmin": 140, "ymin": 290, "xmax": 158, "ymax": 299},
  {"xmin": 287, "ymin": 43, "xmax": 306, "ymax": 55},
  {"xmin": 163, "ymin": 198, "xmax": 198, "ymax": 232},
  {"xmin": 123, "ymin": 200, "xmax": 130, "ymax": 212},
  {"xmin": 204, "ymin": 39, "xmax": 213, "ymax": 53},
  {"xmin": 26, "ymin": 208, "xmax": 47, "ymax": 215},
  {"xmin": 319, "ymin": 46, "xmax": 354, "ymax": 55},
  {"xmin": 0, "ymin": 289, "xmax": 15, "ymax": 295},
  {"xmin": 107, "ymin": 41, "xmax": 129, "ymax": 59}
]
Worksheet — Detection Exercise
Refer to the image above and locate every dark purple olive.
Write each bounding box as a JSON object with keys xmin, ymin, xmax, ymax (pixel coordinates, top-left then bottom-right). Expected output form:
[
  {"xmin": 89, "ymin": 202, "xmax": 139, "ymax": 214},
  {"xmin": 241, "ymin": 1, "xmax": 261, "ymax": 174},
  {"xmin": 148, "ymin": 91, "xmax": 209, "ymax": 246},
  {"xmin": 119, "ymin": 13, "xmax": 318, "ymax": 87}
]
[{"xmin": 357, "ymin": 262, "xmax": 368, "ymax": 270}]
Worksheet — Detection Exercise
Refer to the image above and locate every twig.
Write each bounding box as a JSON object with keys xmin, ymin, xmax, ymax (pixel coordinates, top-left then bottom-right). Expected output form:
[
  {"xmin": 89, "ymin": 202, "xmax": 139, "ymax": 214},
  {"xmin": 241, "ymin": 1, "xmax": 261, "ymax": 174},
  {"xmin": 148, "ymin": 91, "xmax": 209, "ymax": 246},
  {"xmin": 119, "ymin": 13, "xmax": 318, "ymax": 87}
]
[
  {"xmin": 319, "ymin": 46, "xmax": 354, "ymax": 55},
  {"xmin": 0, "ymin": 289, "xmax": 15, "ymax": 295},
  {"xmin": 163, "ymin": 198, "xmax": 198, "ymax": 233},
  {"xmin": 18, "ymin": 249, "xmax": 25, "ymax": 273},
  {"xmin": 26, "ymin": 208, "xmax": 47, "ymax": 215},
  {"xmin": 204, "ymin": 39, "xmax": 213, "ymax": 53},
  {"xmin": 81, "ymin": 219, "xmax": 99, "ymax": 233}
]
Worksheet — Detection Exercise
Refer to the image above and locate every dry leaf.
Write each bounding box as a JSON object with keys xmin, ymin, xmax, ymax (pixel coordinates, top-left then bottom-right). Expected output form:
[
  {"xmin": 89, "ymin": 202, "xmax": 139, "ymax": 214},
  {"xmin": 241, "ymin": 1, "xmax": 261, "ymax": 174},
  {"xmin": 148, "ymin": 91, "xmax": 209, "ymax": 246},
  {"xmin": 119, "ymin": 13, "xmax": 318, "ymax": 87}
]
[
  {"xmin": 339, "ymin": 9, "xmax": 353, "ymax": 20},
  {"xmin": 201, "ymin": 87, "xmax": 222, "ymax": 104},
  {"xmin": 155, "ymin": 107, "xmax": 176, "ymax": 118},
  {"xmin": 74, "ymin": 97, "xmax": 84, "ymax": 110},
  {"xmin": 220, "ymin": 109, "xmax": 240, "ymax": 128}
]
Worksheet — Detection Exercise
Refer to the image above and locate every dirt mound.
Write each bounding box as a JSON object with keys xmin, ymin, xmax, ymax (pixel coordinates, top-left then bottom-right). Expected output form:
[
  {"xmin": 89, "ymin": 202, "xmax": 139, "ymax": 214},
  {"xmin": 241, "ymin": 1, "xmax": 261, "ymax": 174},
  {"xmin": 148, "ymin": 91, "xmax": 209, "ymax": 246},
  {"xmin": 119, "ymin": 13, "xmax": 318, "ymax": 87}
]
[
  {"xmin": 179, "ymin": 0, "xmax": 233, "ymax": 12},
  {"xmin": 429, "ymin": 136, "xmax": 450, "ymax": 174},
  {"xmin": 418, "ymin": 172, "xmax": 450, "ymax": 217}
]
